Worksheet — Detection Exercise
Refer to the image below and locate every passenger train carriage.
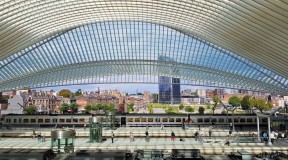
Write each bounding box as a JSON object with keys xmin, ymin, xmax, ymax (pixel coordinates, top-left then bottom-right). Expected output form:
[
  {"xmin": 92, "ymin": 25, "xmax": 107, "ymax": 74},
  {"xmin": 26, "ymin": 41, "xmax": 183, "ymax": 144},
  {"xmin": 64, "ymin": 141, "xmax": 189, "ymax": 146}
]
[{"xmin": 2, "ymin": 113, "xmax": 273, "ymax": 128}]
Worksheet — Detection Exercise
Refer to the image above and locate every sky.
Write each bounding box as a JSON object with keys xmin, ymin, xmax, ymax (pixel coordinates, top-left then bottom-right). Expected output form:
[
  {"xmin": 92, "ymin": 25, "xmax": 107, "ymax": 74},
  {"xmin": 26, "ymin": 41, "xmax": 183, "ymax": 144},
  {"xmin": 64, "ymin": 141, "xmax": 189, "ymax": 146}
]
[{"xmin": 37, "ymin": 83, "xmax": 210, "ymax": 94}]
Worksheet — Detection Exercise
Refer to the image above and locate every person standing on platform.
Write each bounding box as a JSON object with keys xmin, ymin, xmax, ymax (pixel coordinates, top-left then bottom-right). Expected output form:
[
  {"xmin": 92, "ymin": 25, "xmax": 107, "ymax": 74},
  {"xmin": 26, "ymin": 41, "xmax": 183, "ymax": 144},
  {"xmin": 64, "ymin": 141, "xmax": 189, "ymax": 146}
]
[
  {"xmin": 111, "ymin": 132, "xmax": 115, "ymax": 143},
  {"xmin": 145, "ymin": 130, "xmax": 149, "ymax": 142},
  {"xmin": 229, "ymin": 123, "xmax": 233, "ymax": 131},
  {"xmin": 161, "ymin": 123, "xmax": 164, "ymax": 130},
  {"xmin": 194, "ymin": 131, "xmax": 199, "ymax": 141},
  {"xmin": 198, "ymin": 124, "xmax": 201, "ymax": 131},
  {"xmin": 129, "ymin": 132, "xmax": 134, "ymax": 142},
  {"xmin": 209, "ymin": 129, "xmax": 212, "ymax": 139},
  {"xmin": 84, "ymin": 123, "xmax": 87, "ymax": 130},
  {"xmin": 171, "ymin": 131, "xmax": 176, "ymax": 141}
]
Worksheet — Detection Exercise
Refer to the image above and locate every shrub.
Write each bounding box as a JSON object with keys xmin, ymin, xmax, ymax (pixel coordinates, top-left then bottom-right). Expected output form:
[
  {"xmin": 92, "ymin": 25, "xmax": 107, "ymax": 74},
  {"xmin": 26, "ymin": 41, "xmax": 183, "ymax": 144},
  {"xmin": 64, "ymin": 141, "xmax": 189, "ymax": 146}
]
[
  {"xmin": 185, "ymin": 106, "xmax": 194, "ymax": 112},
  {"xmin": 179, "ymin": 103, "xmax": 184, "ymax": 110},
  {"xmin": 198, "ymin": 106, "xmax": 205, "ymax": 114},
  {"xmin": 206, "ymin": 105, "xmax": 211, "ymax": 109}
]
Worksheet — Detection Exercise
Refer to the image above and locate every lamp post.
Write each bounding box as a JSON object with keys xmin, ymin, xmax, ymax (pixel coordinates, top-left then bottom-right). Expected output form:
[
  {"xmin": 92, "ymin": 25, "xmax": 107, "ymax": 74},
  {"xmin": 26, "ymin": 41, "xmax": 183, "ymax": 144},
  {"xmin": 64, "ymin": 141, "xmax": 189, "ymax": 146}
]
[{"xmin": 254, "ymin": 106, "xmax": 283, "ymax": 146}]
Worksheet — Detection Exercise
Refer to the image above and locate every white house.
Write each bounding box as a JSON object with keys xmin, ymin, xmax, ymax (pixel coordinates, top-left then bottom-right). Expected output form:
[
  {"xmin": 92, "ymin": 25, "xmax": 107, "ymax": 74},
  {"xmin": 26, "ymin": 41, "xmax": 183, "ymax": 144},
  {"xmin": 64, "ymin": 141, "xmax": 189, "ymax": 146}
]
[{"xmin": 2, "ymin": 95, "xmax": 24, "ymax": 114}]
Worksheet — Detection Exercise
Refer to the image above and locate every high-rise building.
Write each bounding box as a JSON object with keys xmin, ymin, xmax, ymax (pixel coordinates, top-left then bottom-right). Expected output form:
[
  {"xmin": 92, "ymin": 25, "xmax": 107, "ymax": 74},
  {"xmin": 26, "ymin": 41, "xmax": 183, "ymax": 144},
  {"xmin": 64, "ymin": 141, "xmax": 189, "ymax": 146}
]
[
  {"xmin": 159, "ymin": 76, "xmax": 180, "ymax": 104},
  {"xmin": 158, "ymin": 55, "xmax": 180, "ymax": 104}
]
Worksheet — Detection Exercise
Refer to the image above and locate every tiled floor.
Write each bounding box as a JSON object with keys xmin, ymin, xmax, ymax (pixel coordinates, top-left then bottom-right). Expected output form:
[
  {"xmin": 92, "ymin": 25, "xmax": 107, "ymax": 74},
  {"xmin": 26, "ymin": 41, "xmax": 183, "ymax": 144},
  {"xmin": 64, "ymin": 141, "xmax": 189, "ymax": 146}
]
[{"xmin": 0, "ymin": 127, "xmax": 287, "ymax": 155}]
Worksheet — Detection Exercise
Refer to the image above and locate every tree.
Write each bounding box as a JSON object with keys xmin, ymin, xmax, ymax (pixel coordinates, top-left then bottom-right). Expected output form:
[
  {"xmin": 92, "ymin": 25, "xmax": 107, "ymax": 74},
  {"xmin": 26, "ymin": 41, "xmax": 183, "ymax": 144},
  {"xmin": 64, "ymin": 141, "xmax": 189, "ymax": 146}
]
[
  {"xmin": 127, "ymin": 103, "xmax": 135, "ymax": 111},
  {"xmin": 241, "ymin": 95, "xmax": 251, "ymax": 110},
  {"xmin": 198, "ymin": 106, "xmax": 205, "ymax": 114},
  {"xmin": 24, "ymin": 105, "xmax": 37, "ymax": 114},
  {"xmin": 179, "ymin": 103, "xmax": 184, "ymax": 110},
  {"xmin": 85, "ymin": 104, "xmax": 93, "ymax": 113},
  {"xmin": 228, "ymin": 96, "xmax": 241, "ymax": 107},
  {"xmin": 70, "ymin": 103, "xmax": 79, "ymax": 112},
  {"xmin": 58, "ymin": 89, "xmax": 73, "ymax": 98},
  {"xmin": 255, "ymin": 98, "xmax": 272, "ymax": 113},
  {"xmin": 148, "ymin": 104, "xmax": 153, "ymax": 113},
  {"xmin": 106, "ymin": 103, "xmax": 115, "ymax": 112},
  {"xmin": 74, "ymin": 90, "xmax": 82, "ymax": 96},
  {"xmin": 185, "ymin": 106, "xmax": 194, "ymax": 112},
  {"xmin": 212, "ymin": 95, "xmax": 221, "ymax": 114},
  {"xmin": 59, "ymin": 103, "xmax": 70, "ymax": 113}
]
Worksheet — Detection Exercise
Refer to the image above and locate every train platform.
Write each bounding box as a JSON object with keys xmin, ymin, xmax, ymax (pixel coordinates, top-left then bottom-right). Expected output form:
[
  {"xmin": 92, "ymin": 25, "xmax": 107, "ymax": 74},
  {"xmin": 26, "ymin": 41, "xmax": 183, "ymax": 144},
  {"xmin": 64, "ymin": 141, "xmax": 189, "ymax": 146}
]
[
  {"xmin": 0, "ymin": 126, "xmax": 259, "ymax": 138},
  {"xmin": 0, "ymin": 127, "xmax": 288, "ymax": 155}
]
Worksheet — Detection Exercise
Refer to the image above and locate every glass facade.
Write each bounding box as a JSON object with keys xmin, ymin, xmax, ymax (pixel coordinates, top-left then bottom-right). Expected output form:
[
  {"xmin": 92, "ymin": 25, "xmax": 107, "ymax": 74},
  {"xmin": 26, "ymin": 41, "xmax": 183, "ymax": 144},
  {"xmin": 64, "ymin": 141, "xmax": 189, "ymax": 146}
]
[{"xmin": 0, "ymin": 21, "xmax": 287, "ymax": 95}]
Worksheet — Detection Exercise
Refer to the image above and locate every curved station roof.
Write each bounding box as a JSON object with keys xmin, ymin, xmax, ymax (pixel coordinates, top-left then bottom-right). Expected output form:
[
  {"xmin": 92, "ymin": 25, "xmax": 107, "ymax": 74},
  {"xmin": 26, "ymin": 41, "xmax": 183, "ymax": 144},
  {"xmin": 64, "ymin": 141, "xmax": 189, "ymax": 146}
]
[{"xmin": 0, "ymin": 0, "xmax": 288, "ymax": 95}]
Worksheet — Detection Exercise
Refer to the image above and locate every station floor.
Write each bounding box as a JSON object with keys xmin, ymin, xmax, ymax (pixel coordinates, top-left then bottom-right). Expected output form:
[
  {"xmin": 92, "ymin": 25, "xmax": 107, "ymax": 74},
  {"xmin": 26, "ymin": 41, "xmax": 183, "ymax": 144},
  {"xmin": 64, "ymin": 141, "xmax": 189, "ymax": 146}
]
[{"xmin": 0, "ymin": 126, "xmax": 287, "ymax": 155}]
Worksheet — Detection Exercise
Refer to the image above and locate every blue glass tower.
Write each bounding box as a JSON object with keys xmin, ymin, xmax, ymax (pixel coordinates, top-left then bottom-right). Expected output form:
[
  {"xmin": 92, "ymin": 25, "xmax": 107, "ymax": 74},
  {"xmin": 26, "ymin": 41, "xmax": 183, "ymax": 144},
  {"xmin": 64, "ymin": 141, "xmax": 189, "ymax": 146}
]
[{"xmin": 158, "ymin": 56, "xmax": 181, "ymax": 104}]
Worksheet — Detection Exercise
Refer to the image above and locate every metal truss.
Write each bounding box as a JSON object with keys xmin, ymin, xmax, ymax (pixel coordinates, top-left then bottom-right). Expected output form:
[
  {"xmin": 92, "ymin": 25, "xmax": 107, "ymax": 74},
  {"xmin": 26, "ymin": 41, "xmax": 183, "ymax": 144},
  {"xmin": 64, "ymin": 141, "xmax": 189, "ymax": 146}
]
[{"xmin": 0, "ymin": 20, "xmax": 287, "ymax": 94}]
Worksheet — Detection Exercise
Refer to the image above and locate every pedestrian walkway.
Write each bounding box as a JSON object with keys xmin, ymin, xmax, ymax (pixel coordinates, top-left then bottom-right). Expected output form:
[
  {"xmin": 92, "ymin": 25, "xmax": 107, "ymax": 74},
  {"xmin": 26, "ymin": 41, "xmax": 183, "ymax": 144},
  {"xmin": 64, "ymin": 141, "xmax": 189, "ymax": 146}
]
[
  {"xmin": 0, "ymin": 137, "xmax": 286, "ymax": 155},
  {"xmin": 0, "ymin": 126, "xmax": 258, "ymax": 138}
]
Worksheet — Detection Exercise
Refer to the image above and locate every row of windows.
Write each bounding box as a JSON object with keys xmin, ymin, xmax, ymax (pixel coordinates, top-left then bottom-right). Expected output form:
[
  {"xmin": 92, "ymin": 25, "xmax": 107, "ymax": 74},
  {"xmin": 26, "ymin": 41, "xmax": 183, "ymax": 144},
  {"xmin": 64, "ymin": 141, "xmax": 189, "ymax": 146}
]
[{"xmin": 5, "ymin": 118, "xmax": 120, "ymax": 124}]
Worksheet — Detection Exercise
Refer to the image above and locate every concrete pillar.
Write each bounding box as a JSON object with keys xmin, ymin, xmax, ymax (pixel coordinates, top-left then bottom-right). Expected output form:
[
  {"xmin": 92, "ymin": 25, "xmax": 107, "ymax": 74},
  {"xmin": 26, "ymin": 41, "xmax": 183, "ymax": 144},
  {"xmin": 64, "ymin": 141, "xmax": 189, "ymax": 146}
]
[
  {"xmin": 267, "ymin": 117, "xmax": 272, "ymax": 145},
  {"xmin": 232, "ymin": 110, "xmax": 235, "ymax": 132},
  {"xmin": 257, "ymin": 116, "xmax": 260, "ymax": 141}
]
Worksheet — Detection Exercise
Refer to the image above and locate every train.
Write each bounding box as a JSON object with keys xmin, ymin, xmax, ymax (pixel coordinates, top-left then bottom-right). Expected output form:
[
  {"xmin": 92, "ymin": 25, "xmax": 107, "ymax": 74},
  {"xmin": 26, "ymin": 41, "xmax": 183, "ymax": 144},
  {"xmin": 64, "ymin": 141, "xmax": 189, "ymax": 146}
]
[{"xmin": 1, "ymin": 113, "xmax": 271, "ymax": 128}]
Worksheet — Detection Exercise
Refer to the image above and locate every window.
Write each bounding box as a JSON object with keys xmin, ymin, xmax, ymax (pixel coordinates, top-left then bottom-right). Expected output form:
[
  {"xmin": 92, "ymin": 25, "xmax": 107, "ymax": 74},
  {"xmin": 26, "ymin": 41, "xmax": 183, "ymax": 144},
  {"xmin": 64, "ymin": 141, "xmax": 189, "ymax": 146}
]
[
  {"xmin": 66, "ymin": 119, "xmax": 71, "ymax": 123},
  {"xmin": 13, "ymin": 119, "xmax": 17, "ymax": 123},
  {"xmin": 73, "ymin": 119, "xmax": 78, "ymax": 123},
  {"xmin": 79, "ymin": 118, "xmax": 85, "ymax": 123},
  {"xmin": 60, "ymin": 119, "xmax": 65, "ymax": 123},
  {"xmin": 128, "ymin": 118, "xmax": 133, "ymax": 122},
  {"xmin": 148, "ymin": 118, "xmax": 153, "ymax": 122},
  {"xmin": 162, "ymin": 118, "xmax": 168, "ymax": 122},
  {"xmin": 247, "ymin": 118, "xmax": 253, "ymax": 123},
  {"xmin": 38, "ymin": 119, "xmax": 44, "ymax": 123},
  {"xmin": 212, "ymin": 118, "xmax": 217, "ymax": 122},
  {"xmin": 176, "ymin": 118, "xmax": 181, "ymax": 122},
  {"xmin": 30, "ymin": 119, "xmax": 36, "ymax": 123},
  {"xmin": 228, "ymin": 118, "xmax": 232, "ymax": 123},
  {"xmin": 204, "ymin": 118, "xmax": 210, "ymax": 123},
  {"xmin": 135, "ymin": 118, "xmax": 140, "ymax": 122},
  {"xmin": 23, "ymin": 119, "xmax": 29, "ymax": 123},
  {"xmin": 141, "ymin": 118, "xmax": 146, "ymax": 122},
  {"xmin": 240, "ymin": 118, "xmax": 245, "ymax": 123},
  {"xmin": 197, "ymin": 118, "xmax": 203, "ymax": 122},
  {"xmin": 169, "ymin": 118, "xmax": 174, "ymax": 122},
  {"xmin": 234, "ymin": 118, "xmax": 238, "ymax": 123}
]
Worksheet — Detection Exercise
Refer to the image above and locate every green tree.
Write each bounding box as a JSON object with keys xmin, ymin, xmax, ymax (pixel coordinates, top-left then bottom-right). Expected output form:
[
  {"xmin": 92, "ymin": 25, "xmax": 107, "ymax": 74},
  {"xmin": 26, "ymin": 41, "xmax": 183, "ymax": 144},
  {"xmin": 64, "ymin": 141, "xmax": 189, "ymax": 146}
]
[
  {"xmin": 74, "ymin": 90, "xmax": 82, "ymax": 96},
  {"xmin": 212, "ymin": 95, "xmax": 221, "ymax": 114},
  {"xmin": 185, "ymin": 106, "xmax": 194, "ymax": 112},
  {"xmin": 228, "ymin": 96, "xmax": 241, "ymax": 107},
  {"xmin": 106, "ymin": 103, "xmax": 115, "ymax": 112},
  {"xmin": 127, "ymin": 103, "xmax": 135, "ymax": 111},
  {"xmin": 84, "ymin": 104, "xmax": 93, "ymax": 113},
  {"xmin": 179, "ymin": 103, "xmax": 185, "ymax": 110},
  {"xmin": 198, "ymin": 106, "xmax": 205, "ymax": 114},
  {"xmin": 70, "ymin": 103, "xmax": 79, "ymax": 112},
  {"xmin": 148, "ymin": 104, "xmax": 154, "ymax": 113},
  {"xmin": 24, "ymin": 105, "xmax": 37, "ymax": 114},
  {"xmin": 58, "ymin": 89, "xmax": 73, "ymax": 98},
  {"xmin": 255, "ymin": 98, "xmax": 272, "ymax": 113},
  {"xmin": 59, "ymin": 103, "xmax": 70, "ymax": 113},
  {"xmin": 241, "ymin": 95, "xmax": 251, "ymax": 110}
]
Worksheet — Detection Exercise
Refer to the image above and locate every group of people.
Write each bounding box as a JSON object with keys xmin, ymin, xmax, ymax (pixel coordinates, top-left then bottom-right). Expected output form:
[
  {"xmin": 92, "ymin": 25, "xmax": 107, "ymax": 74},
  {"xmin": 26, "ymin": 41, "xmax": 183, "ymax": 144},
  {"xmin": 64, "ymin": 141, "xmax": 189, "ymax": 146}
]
[{"xmin": 109, "ymin": 130, "xmax": 177, "ymax": 143}]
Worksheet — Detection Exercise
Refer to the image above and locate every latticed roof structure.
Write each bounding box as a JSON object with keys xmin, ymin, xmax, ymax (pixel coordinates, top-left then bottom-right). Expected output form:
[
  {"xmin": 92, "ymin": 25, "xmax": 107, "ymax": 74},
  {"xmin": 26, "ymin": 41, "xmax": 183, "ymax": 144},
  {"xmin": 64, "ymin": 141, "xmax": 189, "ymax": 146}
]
[{"xmin": 0, "ymin": 1, "xmax": 288, "ymax": 94}]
